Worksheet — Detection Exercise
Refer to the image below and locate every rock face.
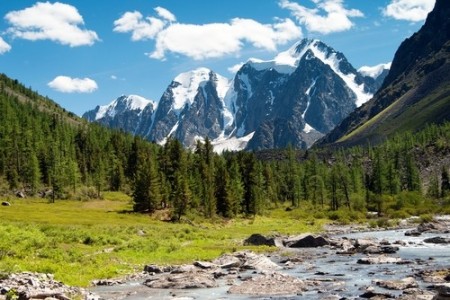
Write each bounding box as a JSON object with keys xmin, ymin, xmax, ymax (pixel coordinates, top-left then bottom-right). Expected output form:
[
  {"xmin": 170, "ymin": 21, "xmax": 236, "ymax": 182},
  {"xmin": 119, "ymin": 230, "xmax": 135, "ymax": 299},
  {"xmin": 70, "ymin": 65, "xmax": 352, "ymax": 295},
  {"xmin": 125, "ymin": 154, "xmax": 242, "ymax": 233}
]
[{"xmin": 84, "ymin": 39, "xmax": 387, "ymax": 151}]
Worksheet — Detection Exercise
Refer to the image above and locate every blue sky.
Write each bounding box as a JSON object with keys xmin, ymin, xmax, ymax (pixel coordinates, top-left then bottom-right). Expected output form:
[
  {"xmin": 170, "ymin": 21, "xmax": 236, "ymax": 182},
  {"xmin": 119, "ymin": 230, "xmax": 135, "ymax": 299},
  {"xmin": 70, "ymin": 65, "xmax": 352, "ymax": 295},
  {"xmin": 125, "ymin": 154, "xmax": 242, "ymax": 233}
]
[{"xmin": 0, "ymin": 0, "xmax": 436, "ymax": 115}]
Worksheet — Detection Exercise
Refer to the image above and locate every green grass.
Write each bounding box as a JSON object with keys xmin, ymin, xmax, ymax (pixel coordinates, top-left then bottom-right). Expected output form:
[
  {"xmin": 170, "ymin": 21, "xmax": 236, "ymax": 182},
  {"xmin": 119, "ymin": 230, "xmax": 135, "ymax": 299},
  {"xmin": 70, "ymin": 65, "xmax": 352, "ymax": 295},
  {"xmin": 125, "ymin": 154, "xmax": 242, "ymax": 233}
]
[{"xmin": 0, "ymin": 193, "xmax": 325, "ymax": 287}]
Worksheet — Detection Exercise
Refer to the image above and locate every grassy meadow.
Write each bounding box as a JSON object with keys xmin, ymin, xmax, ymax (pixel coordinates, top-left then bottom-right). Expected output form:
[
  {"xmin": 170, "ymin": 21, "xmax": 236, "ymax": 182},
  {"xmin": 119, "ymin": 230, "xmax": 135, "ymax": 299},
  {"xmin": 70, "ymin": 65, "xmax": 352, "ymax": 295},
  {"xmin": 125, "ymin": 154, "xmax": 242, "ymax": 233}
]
[{"xmin": 0, "ymin": 193, "xmax": 326, "ymax": 287}]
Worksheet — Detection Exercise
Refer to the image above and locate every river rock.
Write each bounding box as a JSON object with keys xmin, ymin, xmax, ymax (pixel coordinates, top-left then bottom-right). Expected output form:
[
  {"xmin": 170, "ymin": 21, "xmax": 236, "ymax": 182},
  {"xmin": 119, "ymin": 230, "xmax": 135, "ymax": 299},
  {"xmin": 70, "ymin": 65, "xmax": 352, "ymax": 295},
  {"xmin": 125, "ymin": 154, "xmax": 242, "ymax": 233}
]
[
  {"xmin": 144, "ymin": 271, "xmax": 217, "ymax": 289},
  {"xmin": 228, "ymin": 272, "xmax": 306, "ymax": 296},
  {"xmin": 357, "ymin": 255, "xmax": 403, "ymax": 264},
  {"xmin": 363, "ymin": 245, "xmax": 399, "ymax": 254},
  {"xmin": 212, "ymin": 254, "xmax": 241, "ymax": 269},
  {"xmin": 283, "ymin": 234, "xmax": 330, "ymax": 248},
  {"xmin": 193, "ymin": 261, "xmax": 217, "ymax": 269},
  {"xmin": 237, "ymin": 251, "xmax": 281, "ymax": 271},
  {"xmin": 405, "ymin": 229, "xmax": 422, "ymax": 236},
  {"xmin": 433, "ymin": 283, "xmax": 450, "ymax": 300},
  {"xmin": 399, "ymin": 288, "xmax": 435, "ymax": 300},
  {"xmin": 374, "ymin": 277, "xmax": 418, "ymax": 290},
  {"xmin": 424, "ymin": 237, "xmax": 450, "ymax": 244}
]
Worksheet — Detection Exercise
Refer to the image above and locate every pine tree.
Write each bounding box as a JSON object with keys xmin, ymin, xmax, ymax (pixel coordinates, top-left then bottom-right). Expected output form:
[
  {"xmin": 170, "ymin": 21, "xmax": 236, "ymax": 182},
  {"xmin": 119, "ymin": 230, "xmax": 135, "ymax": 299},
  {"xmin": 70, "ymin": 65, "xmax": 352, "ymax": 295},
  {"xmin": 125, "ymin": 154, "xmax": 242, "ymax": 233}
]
[
  {"xmin": 441, "ymin": 166, "xmax": 450, "ymax": 198},
  {"xmin": 133, "ymin": 152, "xmax": 161, "ymax": 213}
]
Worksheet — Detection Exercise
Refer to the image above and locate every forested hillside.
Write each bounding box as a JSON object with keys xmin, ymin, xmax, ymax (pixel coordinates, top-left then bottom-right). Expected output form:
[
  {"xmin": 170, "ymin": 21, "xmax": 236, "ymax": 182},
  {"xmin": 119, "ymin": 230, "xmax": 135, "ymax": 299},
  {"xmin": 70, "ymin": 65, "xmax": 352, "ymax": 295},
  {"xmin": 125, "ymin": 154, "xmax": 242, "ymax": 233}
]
[{"xmin": 1, "ymin": 73, "xmax": 450, "ymax": 222}]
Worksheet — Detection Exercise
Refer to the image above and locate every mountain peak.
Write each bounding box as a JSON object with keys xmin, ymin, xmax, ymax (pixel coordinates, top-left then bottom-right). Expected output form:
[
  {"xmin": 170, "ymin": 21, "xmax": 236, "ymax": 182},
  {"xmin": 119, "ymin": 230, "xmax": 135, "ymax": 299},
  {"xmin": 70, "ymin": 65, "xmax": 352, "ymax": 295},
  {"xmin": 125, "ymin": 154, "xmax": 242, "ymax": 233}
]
[
  {"xmin": 94, "ymin": 94, "xmax": 153, "ymax": 120},
  {"xmin": 171, "ymin": 68, "xmax": 210, "ymax": 111}
]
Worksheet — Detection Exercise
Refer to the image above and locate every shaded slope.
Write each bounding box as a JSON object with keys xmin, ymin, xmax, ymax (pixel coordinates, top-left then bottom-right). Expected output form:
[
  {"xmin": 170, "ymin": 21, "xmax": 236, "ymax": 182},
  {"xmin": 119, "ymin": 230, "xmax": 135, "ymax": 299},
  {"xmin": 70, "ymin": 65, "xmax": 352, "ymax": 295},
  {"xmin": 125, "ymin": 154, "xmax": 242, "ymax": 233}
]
[{"xmin": 318, "ymin": 0, "xmax": 450, "ymax": 147}]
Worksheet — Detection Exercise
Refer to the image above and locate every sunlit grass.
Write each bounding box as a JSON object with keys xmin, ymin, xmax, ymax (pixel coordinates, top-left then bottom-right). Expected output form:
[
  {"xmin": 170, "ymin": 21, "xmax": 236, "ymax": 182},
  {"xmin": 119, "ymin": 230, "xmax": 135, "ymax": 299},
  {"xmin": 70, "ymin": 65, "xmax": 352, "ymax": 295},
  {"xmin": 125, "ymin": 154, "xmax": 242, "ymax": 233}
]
[{"xmin": 0, "ymin": 193, "xmax": 325, "ymax": 286}]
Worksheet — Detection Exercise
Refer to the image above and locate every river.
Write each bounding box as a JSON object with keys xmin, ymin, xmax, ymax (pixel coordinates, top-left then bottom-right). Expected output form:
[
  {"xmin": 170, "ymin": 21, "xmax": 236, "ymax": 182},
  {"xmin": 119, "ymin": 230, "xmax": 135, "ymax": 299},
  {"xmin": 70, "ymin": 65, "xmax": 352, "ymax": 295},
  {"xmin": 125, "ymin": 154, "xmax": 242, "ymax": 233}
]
[{"xmin": 91, "ymin": 220, "xmax": 450, "ymax": 299}]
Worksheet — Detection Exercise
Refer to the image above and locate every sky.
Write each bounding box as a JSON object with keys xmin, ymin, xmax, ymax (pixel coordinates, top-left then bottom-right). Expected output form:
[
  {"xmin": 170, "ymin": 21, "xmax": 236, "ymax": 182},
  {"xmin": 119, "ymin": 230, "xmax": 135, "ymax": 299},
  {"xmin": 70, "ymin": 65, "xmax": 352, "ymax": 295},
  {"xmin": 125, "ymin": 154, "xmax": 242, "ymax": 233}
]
[{"xmin": 0, "ymin": 0, "xmax": 436, "ymax": 116}]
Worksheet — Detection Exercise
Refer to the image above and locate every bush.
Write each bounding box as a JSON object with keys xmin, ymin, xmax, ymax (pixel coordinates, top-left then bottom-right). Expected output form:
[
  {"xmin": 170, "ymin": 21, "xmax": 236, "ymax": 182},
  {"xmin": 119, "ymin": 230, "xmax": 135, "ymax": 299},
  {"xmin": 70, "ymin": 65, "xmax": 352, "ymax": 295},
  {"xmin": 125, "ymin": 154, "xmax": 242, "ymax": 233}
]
[{"xmin": 419, "ymin": 214, "xmax": 433, "ymax": 223}]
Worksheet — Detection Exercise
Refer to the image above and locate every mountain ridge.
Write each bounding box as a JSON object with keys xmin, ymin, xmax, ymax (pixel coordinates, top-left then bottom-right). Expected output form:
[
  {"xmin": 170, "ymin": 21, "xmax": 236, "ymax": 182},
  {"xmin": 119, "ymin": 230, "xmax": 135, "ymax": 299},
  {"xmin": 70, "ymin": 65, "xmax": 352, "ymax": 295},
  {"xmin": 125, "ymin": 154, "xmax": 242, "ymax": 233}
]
[{"xmin": 83, "ymin": 38, "xmax": 389, "ymax": 151}]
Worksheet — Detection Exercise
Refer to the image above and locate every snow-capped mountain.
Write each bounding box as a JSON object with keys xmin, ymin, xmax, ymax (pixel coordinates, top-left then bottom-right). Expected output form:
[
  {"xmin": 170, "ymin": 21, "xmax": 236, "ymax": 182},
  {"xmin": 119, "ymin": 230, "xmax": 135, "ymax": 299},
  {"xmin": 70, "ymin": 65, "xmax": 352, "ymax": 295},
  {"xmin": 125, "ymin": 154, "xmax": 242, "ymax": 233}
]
[
  {"xmin": 82, "ymin": 95, "xmax": 156, "ymax": 135},
  {"xmin": 83, "ymin": 39, "xmax": 389, "ymax": 151}
]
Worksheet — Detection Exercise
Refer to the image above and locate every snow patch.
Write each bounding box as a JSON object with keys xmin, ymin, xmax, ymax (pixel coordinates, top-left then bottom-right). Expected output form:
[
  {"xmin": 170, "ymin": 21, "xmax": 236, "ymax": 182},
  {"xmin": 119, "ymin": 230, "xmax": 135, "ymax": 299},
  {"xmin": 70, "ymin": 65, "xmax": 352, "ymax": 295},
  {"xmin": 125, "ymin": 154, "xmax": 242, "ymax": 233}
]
[
  {"xmin": 358, "ymin": 62, "xmax": 392, "ymax": 79},
  {"xmin": 302, "ymin": 78, "xmax": 317, "ymax": 119},
  {"xmin": 308, "ymin": 42, "xmax": 373, "ymax": 107},
  {"xmin": 303, "ymin": 123, "xmax": 315, "ymax": 134},
  {"xmin": 223, "ymin": 83, "xmax": 237, "ymax": 129},
  {"xmin": 212, "ymin": 132, "xmax": 255, "ymax": 153},
  {"xmin": 172, "ymin": 68, "xmax": 211, "ymax": 112},
  {"xmin": 158, "ymin": 121, "xmax": 179, "ymax": 146}
]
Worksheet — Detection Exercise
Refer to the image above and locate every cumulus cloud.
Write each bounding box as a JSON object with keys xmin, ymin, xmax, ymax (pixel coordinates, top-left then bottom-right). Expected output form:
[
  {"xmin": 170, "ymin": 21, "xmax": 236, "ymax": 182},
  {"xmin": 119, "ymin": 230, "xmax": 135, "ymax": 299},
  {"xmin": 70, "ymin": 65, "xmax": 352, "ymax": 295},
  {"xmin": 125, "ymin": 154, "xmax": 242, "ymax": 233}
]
[
  {"xmin": 155, "ymin": 6, "xmax": 176, "ymax": 22},
  {"xmin": 5, "ymin": 2, "xmax": 99, "ymax": 47},
  {"xmin": 0, "ymin": 37, "xmax": 11, "ymax": 54},
  {"xmin": 113, "ymin": 11, "xmax": 165, "ymax": 41},
  {"xmin": 383, "ymin": 0, "xmax": 435, "ymax": 22},
  {"xmin": 113, "ymin": 7, "xmax": 301, "ymax": 60},
  {"xmin": 279, "ymin": 0, "xmax": 364, "ymax": 34},
  {"xmin": 48, "ymin": 76, "xmax": 98, "ymax": 93}
]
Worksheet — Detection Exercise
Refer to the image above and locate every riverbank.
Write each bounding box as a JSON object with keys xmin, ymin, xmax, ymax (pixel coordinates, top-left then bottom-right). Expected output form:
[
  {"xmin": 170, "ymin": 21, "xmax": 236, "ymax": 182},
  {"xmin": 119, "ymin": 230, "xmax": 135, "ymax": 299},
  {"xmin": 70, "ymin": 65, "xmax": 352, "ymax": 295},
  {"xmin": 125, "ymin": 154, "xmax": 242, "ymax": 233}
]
[{"xmin": 0, "ymin": 195, "xmax": 325, "ymax": 287}]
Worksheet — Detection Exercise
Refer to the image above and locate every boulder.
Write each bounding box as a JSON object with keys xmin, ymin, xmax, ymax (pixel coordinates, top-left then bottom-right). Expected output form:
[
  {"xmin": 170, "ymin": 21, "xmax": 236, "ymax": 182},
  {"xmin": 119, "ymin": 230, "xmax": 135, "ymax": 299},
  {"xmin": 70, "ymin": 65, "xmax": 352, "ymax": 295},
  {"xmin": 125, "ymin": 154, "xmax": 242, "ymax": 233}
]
[
  {"xmin": 405, "ymin": 229, "xmax": 422, "ymax": 236},
  {"xmin": 144, "ymin": 265, "xmax": 165, "ymax": 274},
  {"xmin": 283, "ymin": 234, "xmax": 330, "ymax": 248},
  {"xmin": 236, "ymin": 252, "xmax": 281, "ymax": 271},
  {"xmin": 418, "ymin": 222, "xmax": 449, "ymax": 234},
  {"xmin": 424, "ymin": 237, "xmax": 450, "ymax": 244},
  {"xmin": 374, "ymin": 277, "xmax": 418, "ymax": 290},
  {"xmin": 212, "ymin": 254, "xmax": 241, "ymax": 269},
  {"xmin": 15, "ymin": 191, "xmax": 26, "ymax": 198},
  {"xmin": 244, "ymin": 234, "xmax": 277, "ymax": 247},
  {"xmin": 228, "ymin": 272, "xmax": 306, "ymax": 296},
  {"xmin": 1, "ymin": 201, "xmax": 10, "ymax": 206}
]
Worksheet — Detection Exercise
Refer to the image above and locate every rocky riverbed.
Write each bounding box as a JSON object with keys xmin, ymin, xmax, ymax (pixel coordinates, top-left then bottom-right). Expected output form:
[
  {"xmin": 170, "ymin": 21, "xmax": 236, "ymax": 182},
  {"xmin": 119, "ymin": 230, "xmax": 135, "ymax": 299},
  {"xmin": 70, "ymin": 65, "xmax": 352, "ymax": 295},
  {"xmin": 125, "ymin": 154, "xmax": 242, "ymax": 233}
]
[{"xmin": 2, "ymin": 217, "xmax": 450, "ymax": 299}]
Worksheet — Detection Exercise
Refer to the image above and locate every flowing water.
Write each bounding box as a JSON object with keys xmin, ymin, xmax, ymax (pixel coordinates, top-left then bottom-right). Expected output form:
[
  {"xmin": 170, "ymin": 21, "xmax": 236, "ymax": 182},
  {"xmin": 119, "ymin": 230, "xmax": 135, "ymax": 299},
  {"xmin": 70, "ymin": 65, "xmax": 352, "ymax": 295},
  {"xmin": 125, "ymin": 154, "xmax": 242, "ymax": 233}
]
[{"xmin": 91, "ymin": 222, "xmax": 450, "ymax": 299}]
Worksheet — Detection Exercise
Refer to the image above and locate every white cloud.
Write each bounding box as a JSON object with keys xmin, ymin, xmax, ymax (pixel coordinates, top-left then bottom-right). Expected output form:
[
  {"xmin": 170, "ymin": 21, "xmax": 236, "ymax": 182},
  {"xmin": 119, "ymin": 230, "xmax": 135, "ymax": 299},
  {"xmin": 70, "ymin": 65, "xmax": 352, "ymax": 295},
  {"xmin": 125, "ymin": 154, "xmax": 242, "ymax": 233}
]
[
  {"xmin": 5, "ymin": 2, "xmax": 99, "ymax": 47},
  {"xmin": 110, "ymin": 75, "xmax": 118, "ymax": 80},
  {"xmin": 383, "ymin": 0, "xmax": 435, "ymax": 22},
  {"xmin": 113, "ymin": 11, "xmax": 165, "ymax": 41},
  {"xmin": 279, "ymin": 0, "xmax": 364, "ymax": 34},
  {"xmin": 0, "ymin": 37, "xmax": 11, "ymax": 54},
  {"xmin": 113, "ymin": 7, "xmax": 302, "ymax": 61},
  {"xmin": 155, "ymin": 6, "xmax": 176, "ymax": 22},
  {"xmin": 48, "ymin": 76, "xmax": 98, "ymax": 93},
  {"xmin": 228, "ymin": 62, "xmax": 245, "ymax": 74}
]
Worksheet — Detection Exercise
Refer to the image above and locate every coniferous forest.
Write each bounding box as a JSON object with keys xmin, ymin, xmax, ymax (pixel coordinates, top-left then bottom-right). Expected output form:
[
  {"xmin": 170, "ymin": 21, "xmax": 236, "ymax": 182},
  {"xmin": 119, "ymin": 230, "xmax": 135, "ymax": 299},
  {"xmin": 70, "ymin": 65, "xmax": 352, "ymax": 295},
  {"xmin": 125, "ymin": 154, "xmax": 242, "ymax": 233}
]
[{"xmin": 1, "ymin": 73, "xmax": 450, "ymax": 222}]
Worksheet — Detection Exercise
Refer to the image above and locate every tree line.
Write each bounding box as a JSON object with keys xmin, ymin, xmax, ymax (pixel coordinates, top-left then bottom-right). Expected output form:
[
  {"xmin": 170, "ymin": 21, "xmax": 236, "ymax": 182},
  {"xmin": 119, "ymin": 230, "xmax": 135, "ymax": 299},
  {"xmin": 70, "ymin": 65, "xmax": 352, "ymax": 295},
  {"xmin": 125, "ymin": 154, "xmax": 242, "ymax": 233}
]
[{"xmin": 1, "ymin": 73, "xmax": 449, "ymax": 220}]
